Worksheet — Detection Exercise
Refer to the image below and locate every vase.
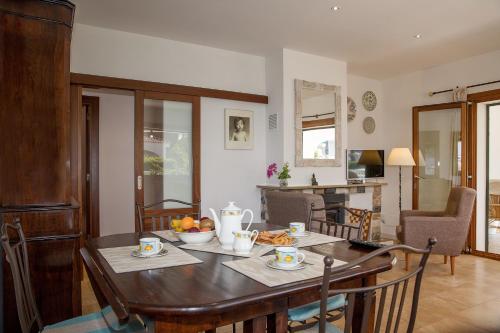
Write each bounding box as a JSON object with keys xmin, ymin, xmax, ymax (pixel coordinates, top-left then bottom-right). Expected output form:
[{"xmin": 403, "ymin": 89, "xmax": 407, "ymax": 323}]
[{"xmin": 279, "ymin": 179, "xmax": 288, "ymax": 187}]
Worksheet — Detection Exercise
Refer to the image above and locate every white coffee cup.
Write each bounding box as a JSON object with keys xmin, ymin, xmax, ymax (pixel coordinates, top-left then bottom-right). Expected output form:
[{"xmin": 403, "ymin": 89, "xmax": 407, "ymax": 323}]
[
  {"xmin": 289, "ymin": 222, "xmax": 306, "ymax": 236},
  {"xmin": 275, "ymin": 247, "xmax": 305, "ymax": 268},
  {"xmin": 139, "ymin": 237, "xmax": 163, "ymax": 256}
]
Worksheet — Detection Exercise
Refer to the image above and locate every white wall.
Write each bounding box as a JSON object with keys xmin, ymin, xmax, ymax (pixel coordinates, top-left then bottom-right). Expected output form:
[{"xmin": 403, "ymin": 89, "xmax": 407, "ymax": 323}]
[
  {"xmin": 73, "ymin": 24, "xmax": 268, "ymax": 226},
  {"xmin": 201, "ymin": 98, "xmax": 267, "ymax": 220},
  {"xmin": 378, "ymin": 49, "xmax": 500, "ymax": 234},
  {"xmin": 72, "ymin": 24, "xmax": 266, "ymax": 95},
  {"xmin": 282, "ymin": 49, "xmax": 348, "ymax": 185},
  {"xmin": 347, "ymin": 75, "xmax": 385, "ymax": 150},
  {"xmin": 84, "ymin": 90, "xmax": 136, "ymax": 236},
  {"xmin": 265, "ymin": 49, "xmax": 284, "ymax": 184}
]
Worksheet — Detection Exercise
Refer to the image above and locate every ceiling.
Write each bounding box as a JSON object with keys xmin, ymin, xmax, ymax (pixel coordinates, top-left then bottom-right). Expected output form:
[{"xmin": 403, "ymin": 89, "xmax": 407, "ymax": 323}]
[{"xmin": 72, "ymin": 0, "xmax": 500, "ymax": 79}]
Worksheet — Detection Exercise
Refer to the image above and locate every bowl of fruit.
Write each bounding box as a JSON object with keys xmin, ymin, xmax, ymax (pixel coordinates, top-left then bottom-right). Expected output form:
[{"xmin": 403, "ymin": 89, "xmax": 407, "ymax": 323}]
[{"xmin": 173, "ymin": 217, "xmax": 216, "ymax": 245}]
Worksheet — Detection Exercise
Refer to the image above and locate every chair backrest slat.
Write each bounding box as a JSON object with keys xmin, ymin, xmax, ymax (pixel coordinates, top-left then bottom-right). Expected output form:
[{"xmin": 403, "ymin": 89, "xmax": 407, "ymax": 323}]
[
  {"xmin": 344, "ymin": 292, "xmax": 356, "ymax": 333},
  {"xmin": 318, "ymin": 239, "xmax": 436, "ymax": 333},
  {"xmin": 375, "ymin": 286, "xmax": 388, "ymax": 333},
  {"xmin": 394, "ymin": 279, "xmax": 409, "ymax": 333},
  {"xmin": 385, "ymin": 282, "xmax": 400, "ymax": 333},
  {"xmin": 360, "ymin": 291, "xmax": 374, "ymax": 333}
]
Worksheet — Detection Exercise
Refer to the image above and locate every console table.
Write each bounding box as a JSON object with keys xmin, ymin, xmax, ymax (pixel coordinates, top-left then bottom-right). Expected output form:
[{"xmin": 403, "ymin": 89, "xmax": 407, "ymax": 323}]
[{"xmin": 257, "ymin": 182, "xmax": 387, "ymax": 240}]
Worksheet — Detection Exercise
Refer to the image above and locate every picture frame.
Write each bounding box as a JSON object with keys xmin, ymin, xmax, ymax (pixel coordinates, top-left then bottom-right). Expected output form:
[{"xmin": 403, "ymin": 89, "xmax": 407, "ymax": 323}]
[{"xmin": 225, "ymin": 109, "xmax": 253, "ymax": 150}]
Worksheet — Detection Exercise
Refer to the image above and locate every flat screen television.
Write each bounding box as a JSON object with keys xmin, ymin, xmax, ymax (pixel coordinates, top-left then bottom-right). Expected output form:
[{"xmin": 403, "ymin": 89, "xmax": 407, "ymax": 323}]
[{"xmin": 346, "ymin": 149, "xmax": 384, "ymax": 180}]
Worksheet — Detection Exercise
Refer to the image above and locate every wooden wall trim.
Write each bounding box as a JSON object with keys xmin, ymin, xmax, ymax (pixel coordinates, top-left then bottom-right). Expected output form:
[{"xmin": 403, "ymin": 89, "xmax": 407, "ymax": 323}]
[
  {"xmin": 467, "ymin": 88, "xmax": 500, "ymax": 103},
  {"xmin": 70, "ymin": 73, "xmax": 268, "ymax": 105}
]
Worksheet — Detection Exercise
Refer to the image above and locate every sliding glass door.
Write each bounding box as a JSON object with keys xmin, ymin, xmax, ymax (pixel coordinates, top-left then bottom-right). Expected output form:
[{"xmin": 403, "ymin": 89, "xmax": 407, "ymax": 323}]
[
  {"xmin": 135, "ymin": 91, "xmax": 200, "ymax": 229},
  {"xmin": 412, "ymin": 102, "xmax": 468, "ymax": 210}
]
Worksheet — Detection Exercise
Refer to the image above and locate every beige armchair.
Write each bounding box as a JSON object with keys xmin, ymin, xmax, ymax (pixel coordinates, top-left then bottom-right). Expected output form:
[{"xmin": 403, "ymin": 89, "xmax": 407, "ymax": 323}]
[{"xmin": 397, "ymin": 186, "xmax": 476, "ymax": 275}]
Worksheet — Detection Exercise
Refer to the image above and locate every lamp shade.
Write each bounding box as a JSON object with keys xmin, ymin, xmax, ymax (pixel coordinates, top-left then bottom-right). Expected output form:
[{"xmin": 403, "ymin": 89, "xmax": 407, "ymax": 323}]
[
  {"xmin": 358, "ymin": 150, "xmax": 383, "ymax": 165},
  {"xmin": 387, "ymin": 148, "xmax": 416, "ymax": 166}
]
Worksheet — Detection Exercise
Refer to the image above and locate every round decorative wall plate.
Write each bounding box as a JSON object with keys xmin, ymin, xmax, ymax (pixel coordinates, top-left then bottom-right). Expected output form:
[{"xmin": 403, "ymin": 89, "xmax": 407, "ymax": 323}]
[
  {"xmin": 362, "ymin": 91, "xmax": 377, "ymax": 111},
  {"xmin": 347, "ymin": 96, "xmax": 356, "ymax": 122},
  {"xmin": 363, "ymin": 116, "xmax": 376, "ymax": 134}
]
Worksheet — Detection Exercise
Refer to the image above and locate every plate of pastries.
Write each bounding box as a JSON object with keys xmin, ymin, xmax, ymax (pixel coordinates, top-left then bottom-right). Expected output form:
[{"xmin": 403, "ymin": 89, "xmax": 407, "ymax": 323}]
[{"xmin": 255, "ymin": 231, "xmax": 298, "ymax": 247}]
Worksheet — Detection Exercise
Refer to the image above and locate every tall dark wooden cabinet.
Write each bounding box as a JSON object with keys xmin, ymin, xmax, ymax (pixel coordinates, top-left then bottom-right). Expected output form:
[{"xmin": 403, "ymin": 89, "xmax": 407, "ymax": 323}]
[{"xmin": 0, "ymin": 1, "xmax": 80, "ymax": 332}]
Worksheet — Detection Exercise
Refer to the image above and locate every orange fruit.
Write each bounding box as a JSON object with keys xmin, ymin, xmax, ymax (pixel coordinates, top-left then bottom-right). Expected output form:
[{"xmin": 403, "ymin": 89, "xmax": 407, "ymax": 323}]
[
  {"xmin": 180, "ymin": 216, "xmax": 194, "ymax": 230},
  {"xmin": 200, "ymin": 227, "xmax": 211, "ymax": 232}
]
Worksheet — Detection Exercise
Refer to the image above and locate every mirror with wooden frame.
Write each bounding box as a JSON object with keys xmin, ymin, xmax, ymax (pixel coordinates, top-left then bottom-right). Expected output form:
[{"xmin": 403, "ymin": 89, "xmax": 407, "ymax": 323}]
[{"xmin": 295, "ymin": 79, "xmax": 342, "ymax": 167}]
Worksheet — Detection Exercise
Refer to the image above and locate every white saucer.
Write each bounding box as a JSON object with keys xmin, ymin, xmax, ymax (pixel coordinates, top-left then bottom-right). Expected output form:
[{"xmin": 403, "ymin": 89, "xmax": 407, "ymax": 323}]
[
  {"xmin": 265, "ymin": 259, "xmax": 306, "ymax": 271},
  {"xmin": 131, "ymin": 248, "xmax": 168, "ymax": 258},
  {"xmin": 287, "ymin": 230, "xmax": 310, "ymax": 238}
]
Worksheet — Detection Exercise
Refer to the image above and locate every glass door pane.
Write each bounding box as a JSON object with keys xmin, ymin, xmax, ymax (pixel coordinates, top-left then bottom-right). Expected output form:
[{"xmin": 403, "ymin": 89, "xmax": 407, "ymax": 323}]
[
  {"xmin": 415, "ymin": 105, "xmax": 465, "ymax": 211},
  {"xmin": 143, "ymin": 98, "xmax": 193, "ymax": 209}
]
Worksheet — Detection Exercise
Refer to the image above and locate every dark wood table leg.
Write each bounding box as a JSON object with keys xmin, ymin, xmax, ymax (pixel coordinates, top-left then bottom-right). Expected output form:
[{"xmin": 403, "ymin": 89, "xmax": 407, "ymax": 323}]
[
  {"xmin": 266, "ymin": 309, "xmax": 288, "ymax": 333},
  {"xmin": 352, "ymin": 274, "xmax": 377, "ymax": 333},
  {"xmin": 243, "ymin": 316, "xmax": 267, "ymax": 333}
]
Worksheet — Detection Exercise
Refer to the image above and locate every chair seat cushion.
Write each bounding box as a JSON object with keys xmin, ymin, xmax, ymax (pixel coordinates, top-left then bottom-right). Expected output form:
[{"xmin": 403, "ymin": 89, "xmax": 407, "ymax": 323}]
[
  {"xmin": 288, "ymin": 294, "xmax": 345, "ymax": 322},
  {"xmin": 43, "ymin": 306, "xmax": 149, "ymax": 333},
  {"xmin": 296, "ymin": 322, "xmax": 342, "ymax": 333}
]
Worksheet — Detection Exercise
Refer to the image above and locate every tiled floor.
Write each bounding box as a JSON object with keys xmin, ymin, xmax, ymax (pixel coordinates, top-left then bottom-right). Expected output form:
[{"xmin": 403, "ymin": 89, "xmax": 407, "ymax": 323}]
[{"xmin": 82, "ymin": 253, "xmax": 500, "ymax": 332}]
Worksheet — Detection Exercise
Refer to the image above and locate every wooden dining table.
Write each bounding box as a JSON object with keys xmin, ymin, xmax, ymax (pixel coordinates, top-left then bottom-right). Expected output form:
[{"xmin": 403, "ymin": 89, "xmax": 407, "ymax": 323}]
[{"xmin": 81, "ymin": 223, "xmax": 393, "ymax": 333}]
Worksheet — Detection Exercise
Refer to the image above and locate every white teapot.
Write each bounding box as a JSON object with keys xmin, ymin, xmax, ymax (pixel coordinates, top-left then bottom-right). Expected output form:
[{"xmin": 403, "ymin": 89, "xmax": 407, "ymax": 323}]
[{"xmin": 209, "ymin": 202, "xmax": 254, "ymax": 250}]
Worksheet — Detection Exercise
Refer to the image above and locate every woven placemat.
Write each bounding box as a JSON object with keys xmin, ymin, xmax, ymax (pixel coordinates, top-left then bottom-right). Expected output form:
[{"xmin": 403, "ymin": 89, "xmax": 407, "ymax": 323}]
[
  {"xmin": 222, "ymin": 250, "xmax": 348, "ymax": 287},
  {"xmin": 98, "ymin": 242, "xmax": 202, "ymax": 273}
]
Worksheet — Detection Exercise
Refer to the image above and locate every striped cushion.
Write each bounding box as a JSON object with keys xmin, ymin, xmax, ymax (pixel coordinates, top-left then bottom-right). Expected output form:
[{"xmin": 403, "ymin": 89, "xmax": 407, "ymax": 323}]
[
  {"xmin": 43, "ymin": 306, "xmax": 150, "ymax": 333},
  {"xmin": 288, "ymin": 294, "xmax": 345, "ymax": 322}
]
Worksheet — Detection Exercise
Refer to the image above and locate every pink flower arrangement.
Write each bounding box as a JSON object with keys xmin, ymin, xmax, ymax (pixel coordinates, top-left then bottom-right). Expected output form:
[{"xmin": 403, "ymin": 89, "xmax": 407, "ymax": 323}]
[{"xmin": 266, "ymin": 163, "xmax": 277, "ymax": 178}]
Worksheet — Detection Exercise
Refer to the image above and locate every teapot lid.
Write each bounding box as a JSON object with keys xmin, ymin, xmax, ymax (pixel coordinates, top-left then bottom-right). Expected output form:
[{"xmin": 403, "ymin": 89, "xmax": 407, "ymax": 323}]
[{"xmin": 222, "ymin": 201, "xmax": 241, "ymax": 212}]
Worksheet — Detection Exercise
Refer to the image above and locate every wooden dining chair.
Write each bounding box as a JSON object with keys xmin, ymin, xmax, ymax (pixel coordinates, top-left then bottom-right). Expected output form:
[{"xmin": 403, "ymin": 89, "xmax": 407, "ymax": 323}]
[
  {"xmin": 136, "ymin": 199, "xmax": 201, "ymax": 232},
  {"xmin": 288, "ymin": 199, "xmax": 370, "ymax": 332},
  {"xmin": 297, "ymin": 238, "xmax": 437, "ymax": 333},
  {"xmin": 1, "ymin": 219, "xmax": 151, "ymax": 333},
  {"xmin": 310, "ymin": 203, "xmax": 370, "ymax": 241}
]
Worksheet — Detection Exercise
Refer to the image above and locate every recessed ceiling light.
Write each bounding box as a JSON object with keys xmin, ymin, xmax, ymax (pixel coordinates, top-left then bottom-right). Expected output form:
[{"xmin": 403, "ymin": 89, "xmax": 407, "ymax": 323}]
[
  {"xmin": 331, "ymin": 6, "xmax": 341, "ymax": 11},
  {"xmin": 414, "ymin": 34, "xmax": 422, "ymax": 39}
]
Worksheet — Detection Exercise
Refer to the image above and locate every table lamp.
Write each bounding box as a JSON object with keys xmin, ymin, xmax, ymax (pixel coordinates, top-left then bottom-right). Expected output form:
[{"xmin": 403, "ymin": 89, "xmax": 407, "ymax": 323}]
[{"xmin": 387, "ymin": 148, "xmax": 416, "ymax": 211}]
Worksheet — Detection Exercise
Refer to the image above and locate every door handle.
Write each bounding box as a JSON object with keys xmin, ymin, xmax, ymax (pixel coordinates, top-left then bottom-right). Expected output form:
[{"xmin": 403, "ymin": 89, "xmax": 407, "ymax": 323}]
[
  {"xmin": 137, "ymin": 176, "xmax": 143, "ymax": 190},
  {"xmin": 414, "ymin": 175, "xmax": 424, "ymax": 180}
]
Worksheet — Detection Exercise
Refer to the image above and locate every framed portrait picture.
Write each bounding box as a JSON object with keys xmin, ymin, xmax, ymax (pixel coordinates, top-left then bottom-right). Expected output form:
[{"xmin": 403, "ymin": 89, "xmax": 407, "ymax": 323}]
[{"xmin": 225, "ymin": 109, "xmax": 253, "ymax": 150}]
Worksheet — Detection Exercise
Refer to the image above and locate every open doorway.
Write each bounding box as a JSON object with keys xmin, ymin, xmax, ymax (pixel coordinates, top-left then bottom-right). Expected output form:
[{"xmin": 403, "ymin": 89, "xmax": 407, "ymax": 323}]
[{"xmin": 82, "ymin": 96, "xmax": 100, "ymax": 239}]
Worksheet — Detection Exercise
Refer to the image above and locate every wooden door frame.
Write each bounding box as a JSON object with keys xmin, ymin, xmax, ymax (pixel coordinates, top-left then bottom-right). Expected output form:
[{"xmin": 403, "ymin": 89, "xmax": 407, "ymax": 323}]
[
  {"xmin": 71, "ymin": 73, "xmax": 267, "ymax": 233},
  {"xmin": 134, "ymin": 91, "xmax": 201, "ymax": 231},
  {"xmin": 467, "ymin": 88, "xmax": 500, "ymax": 258},
  {"xmin": 82, "ymin": 96, "xmax": 100, "ymax": 238},
  {"xmin": 412, "ymin": 102, "xmax": 468, "ymax": 209}
]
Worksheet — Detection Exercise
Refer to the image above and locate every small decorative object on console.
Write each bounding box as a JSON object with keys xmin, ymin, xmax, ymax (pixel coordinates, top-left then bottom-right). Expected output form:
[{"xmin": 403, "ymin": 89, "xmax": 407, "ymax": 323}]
[{"xmin": 311, "ymin": 173, "xmax": 318, "ymax": 186}]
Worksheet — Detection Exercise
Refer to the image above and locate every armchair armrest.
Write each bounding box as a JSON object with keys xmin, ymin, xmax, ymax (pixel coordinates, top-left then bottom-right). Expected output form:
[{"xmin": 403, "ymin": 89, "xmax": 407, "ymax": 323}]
[{"xmin": 400, "ymin": 210, "xmax": 445, "ymax": 227}]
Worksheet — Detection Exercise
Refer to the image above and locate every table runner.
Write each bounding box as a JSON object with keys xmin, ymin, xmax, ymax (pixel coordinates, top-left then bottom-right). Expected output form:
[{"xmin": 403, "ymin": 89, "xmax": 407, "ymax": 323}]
[
  {"xmin": 222, "ymin": 250, "xmax": 348, "ymax": 287},
  {"xmin": 98, "ymin": 242, "xmax": 202, "ymax": 273},
  {"xmin": 152, "ymin": 230, "xmax": 180, "ymax": 242},
  {"xmin": 179, "ymin": 238, "xmax": 274, "ymax": 258}
]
